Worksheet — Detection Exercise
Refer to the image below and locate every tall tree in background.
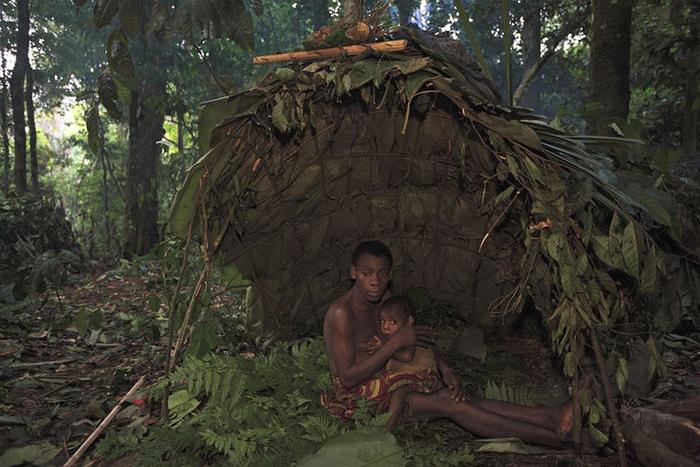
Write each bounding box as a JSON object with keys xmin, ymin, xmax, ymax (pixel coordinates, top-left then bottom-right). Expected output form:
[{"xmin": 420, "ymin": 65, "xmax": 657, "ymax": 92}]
[
  {"xmin": 122, "ymin": 2, "xmax": 169, "ymax": 257},
  {"xmin": 307, "ymin": 0, "xmax": 330, "ymax": 30},
  {"xmin": 79, "ymin": 0, "xmax": 257, "ymax": 257},
  {"xmin": 1, "ymin": 1, "xmax": 9, "ymax": 194},
  {"xmin": 395, "ymin": 0, "xmax": 420, "ymax": 25},
  {"xmin": 520, "ymin": 0, "xmax": 542, "ymax": 111},
  {"xmin": 588, "ymin": 0, "xmax": 633, "ymax": 135},
  {"xmin": 344, "ymin": 0, "xmax": 364, "ymax": 20},
  {"xmin": 673, "ymin": 1, "xmax": 699, "ymax": 153},
  {"xmin": 9, "ymin": 0, "xmax": 28, "ymax": 194},
  {"xmin": 25, "ymin": 66, "xmax": 38, "ymax": 193}
]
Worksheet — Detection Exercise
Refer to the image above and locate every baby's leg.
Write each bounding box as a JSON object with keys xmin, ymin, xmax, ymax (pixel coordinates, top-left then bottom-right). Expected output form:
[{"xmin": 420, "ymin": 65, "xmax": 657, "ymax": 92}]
[{"xmin": 386, "ymin": 386, "xmax": 412, "ymax": 431}]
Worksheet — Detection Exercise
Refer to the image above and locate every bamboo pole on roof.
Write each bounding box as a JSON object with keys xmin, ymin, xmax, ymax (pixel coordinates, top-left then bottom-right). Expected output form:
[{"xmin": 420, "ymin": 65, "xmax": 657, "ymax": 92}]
[{"xmin": 252, "ymin": 40, "xmax": 408, "ymax": 64}]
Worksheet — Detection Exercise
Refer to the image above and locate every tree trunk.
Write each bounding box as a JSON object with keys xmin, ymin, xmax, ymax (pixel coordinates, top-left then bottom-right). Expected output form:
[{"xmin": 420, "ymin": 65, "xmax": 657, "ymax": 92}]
[
  {"xmin": 682, "ymin": 12, "xmax": 699, "ymax": 154},
  {"xmin": 1, "ymin": 4, "xmax": 9, "ymax": 194},
  {"xmin": 520, "ymin": 0, "xmax": 542, "ymax": 112},
  {"xmin": 1, "ymin": 76, "xmax": 9, "ymax": 195},
  {"xmin": 10, "ymin": 0, "xmax": 30, "ymax": 195},
  {"xmin": 395, "ymin": 0, "xmax": 417, "ymax": 25},
  {"xmin": 309, "ymin": 0, "xmax": 330, "ymax": 30},
  {"xmin": 26, "ymin": 66, "xmax": 38, "ymax": 194},
  {"xmin": 588, "ymin": 0, "xmax": 633, "ymax": 135},
  {"xmin": 343, "ymin": 0, "xmax": 363, "ymax": 20},
  {"xmin": 124, "ymin": 23, "xmax": 167, "ymax": 257}
]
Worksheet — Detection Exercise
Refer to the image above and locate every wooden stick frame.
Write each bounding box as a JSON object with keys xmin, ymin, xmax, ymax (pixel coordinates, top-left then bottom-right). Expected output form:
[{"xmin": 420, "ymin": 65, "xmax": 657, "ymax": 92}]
[{"xmin": 252, "ymin": 39, "xmax": 408, "ymax": 64}]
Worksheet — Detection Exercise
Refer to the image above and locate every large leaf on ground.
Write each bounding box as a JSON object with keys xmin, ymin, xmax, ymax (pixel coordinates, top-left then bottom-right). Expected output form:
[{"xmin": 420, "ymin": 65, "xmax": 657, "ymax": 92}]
[
  {"xmin": 297, "ymin": 426, "xmax": 406, "ymax": 466},
  {"xmin": 0, "ymin": 441, "xmax": 61, "ymax": 466}
]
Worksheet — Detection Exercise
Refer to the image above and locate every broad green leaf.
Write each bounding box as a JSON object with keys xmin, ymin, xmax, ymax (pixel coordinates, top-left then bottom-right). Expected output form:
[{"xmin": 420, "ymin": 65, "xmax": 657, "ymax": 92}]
[
  {"xmin": 563, "ymin": 352, "xmax": 574, "ymax": 377},
  {"xmin": 592, "ymin": 235, "xmax": 611, "ymax": 265},
  {"xmin": 147, "ymin": 294, "xmax": 160, "ymax": 313},
  {"xmin": 621, "ymin": 222, "xmax": 640, "ymax": 278},
  {"xmin": 575, "ymin": 254, "xmax": 588, "ymax": 275},
  {"xmin": 0, "ymin": 441, "xmax": 60, "ymax": 466},
  {"xmin": 589, "ymin": 424, "xmax": 609, "ymax": 446},
  {"xmin": 523, "ymin": 156, "xmax": 543, "ymax": 183},
  {"xmin": 271, "ymin": 96, "xmax": 290, "ymax": 133},
  {"xmin": 476, "ymin": 438, "xmax": 531, "ymax": 454},
  {"xmin": 85, "ymin": 105, "xmax": 102, "ymax": 155},
  {"xmin": 186, "ymin": 315, "xmax": 219, "ymax": 358},
  {"xmin": 560, "ymin": 264, "xmax": 577, "ymax": 297},
  {"xmin": 595, "ymin": 270, "xmax": 617, "ymax": 294},
  {"xmin": 545, "ymin": 233, "xmax": 561, "ymax": 262},
  {"xmin": 616, "ymin": 357, "xmax": 628, "ymax": 393},
  {"xmin": 97, "ymin": 71, "xmax": 122, "ymax": 120},
  {"xmin": 506, "ymin": 155, "xmax": 519, "ymax": 178},
  {"xmin": 493, "ymin": 186, "xmax": 515, "ymax": 206},
  {"xmin": 639, "ymin": 244, "xmax": 657, "ymax": 295},
  {"xmin": 298, "ymin": 426, "xmax": 406, "ymax": 466},
  {"xmin": 107, "ymin": 29, "xmax": 137, "ymax": 90}
]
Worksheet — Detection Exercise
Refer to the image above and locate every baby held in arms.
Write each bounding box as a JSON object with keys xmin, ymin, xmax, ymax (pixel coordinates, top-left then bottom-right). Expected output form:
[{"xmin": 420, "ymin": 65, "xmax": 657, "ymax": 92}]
[{"xmin": 364, "ymin": 295, "xmax": 466, "ymax": 430}]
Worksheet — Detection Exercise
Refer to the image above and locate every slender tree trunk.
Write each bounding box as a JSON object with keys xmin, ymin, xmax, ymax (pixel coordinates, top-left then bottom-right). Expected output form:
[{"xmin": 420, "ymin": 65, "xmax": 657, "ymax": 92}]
[
  {"xmin": 309, "ymin": 0, "xmax": 330, "ymax": 30},
  {"xmin": 343, "ymin": 0, "xmax": 364, "ymax": 20},
  {"xmin": 395, "ymin": 0, "xmax": 416, "ymax": 25},
  {"xmin": 26, "ymin": 66, "xmax": 38, "ymax": 194},
  {"xmin": 124, "ymin": 21, "xmax": 167, "ymax": 257},
  {"xmin": 125, "ymin": 81, "xmax": 165, "ymax": 257},
  {"xmin": 520, "ymin": 0, "xmax": 542, "ymax": 112},
  {"xmin": 682, "ymin": 12, "xmax": 699, "ymax": 154},
  {"xmin": 177, "ymin": 104, "xmax": 185, "ymax": 182},
  {"xmin": 10, "ymin": 0, "xmax": 30, "ymax": 195},
  {"xmin": 1, "ymin": 3, "xmax": 10, "ymax": 194},
  {"xmin": 588, "ymin": 0, "xmax": 633, "ymax": 135}
]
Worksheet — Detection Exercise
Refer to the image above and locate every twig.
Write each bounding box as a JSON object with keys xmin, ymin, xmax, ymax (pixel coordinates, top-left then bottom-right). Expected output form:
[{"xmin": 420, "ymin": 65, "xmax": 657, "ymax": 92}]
[
  {"xmin": 590, "ymin": 329, "xmax": 627, "ymax": 467},
  {"xmin": 10, "ymin": 358, "xmax": 76, "ymax": 369},
  {"xmin": 478, "ymin": 189, "xmax": 521, "ymax": 252},
  {"xmin": 63, "ymin": 375, "xmax": 145, "ymax": 467},
  {"xmin": 161, "ymin": 189, "xmax": 199, "ymax": 419}
]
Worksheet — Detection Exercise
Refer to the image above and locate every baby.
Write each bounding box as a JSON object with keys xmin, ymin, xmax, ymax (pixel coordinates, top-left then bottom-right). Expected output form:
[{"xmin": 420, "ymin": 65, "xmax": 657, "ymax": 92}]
[{"xmin": 366, "ymin": 295, "xmax": 462, "ymax": 429}]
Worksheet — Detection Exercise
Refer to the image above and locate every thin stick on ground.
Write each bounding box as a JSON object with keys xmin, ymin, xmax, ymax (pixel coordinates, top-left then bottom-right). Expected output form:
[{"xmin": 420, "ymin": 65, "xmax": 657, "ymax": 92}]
[
  {"xmin": 63, "ymin": 375, "xmax": 145, "ymax": 467},
  {"xmin": 160, "ymin": 197, "xmax": 198, "ymax": 419}
]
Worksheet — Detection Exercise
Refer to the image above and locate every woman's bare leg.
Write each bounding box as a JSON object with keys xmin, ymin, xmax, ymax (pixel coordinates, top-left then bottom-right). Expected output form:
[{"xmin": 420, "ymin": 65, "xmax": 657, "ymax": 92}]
[
  {"xmin": 406, "ymin": 388, "xmax": 564, "ymax": 447},
  {"xmin": 473, "ymin": 398, "xmax": 573, "ymax": 437}
]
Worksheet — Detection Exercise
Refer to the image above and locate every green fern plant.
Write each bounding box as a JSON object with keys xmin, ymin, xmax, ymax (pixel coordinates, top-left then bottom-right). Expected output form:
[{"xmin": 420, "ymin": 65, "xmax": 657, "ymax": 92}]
[
  {"xmin": 97, "ymin": 337, "xmax": 349, "ymax": 466},
  {"xmin": 483, "ymin": 380, "xmax": 535, "ymax": 407}
]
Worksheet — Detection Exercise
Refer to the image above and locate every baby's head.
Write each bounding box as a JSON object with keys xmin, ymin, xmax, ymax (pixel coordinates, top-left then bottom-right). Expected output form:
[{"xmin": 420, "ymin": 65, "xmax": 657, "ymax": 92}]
[{"xmin": 379, "ymin": 295, "xmax": 415, "ymax": 336}]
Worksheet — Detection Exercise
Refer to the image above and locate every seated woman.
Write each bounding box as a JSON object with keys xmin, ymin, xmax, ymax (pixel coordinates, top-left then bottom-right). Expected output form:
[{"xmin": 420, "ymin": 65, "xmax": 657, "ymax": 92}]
[{"xmin": 322, "ymin": 241, "xmax": 578, "ymax": 448}]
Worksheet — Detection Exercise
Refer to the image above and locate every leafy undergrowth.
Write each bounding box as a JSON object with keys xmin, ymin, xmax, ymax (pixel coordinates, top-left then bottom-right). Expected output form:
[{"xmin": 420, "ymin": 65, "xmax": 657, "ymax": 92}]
[{"xmin": 2, "ymin": 261, "xmax": 695, "ymax": 465}]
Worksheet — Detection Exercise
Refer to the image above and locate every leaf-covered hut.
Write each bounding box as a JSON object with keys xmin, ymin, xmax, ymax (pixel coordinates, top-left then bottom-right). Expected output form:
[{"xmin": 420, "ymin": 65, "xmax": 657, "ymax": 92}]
[{"xmin": 169, "ymin": 27, "xmax": 700, "ymax": 356}]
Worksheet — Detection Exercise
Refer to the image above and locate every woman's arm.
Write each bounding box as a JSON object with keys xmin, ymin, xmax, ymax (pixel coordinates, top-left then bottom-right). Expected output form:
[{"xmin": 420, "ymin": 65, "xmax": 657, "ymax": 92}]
[{"xmin": 435, "ymin": 352, "xmax": 466, "ymax": 402}]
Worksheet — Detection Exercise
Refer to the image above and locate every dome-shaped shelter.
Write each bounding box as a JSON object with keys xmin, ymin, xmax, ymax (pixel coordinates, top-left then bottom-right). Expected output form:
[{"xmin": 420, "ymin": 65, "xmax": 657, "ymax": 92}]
[{"xmin": 169, "ymin": 27, "xmax": 699, "ymax": 342}]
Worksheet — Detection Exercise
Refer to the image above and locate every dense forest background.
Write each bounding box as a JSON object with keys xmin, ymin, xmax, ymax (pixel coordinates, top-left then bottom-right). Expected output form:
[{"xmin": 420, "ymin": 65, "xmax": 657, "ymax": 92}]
[
  {"xmin": 0, "ymin": 0, "xmax": 697, "ymax": 262},
  {"xmin": 1, "ymin": 0, "xmax": 699, "ymax": 465}
]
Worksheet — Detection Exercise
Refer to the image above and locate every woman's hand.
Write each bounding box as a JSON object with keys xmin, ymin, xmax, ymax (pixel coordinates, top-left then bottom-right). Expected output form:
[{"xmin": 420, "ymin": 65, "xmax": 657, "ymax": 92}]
[{"xmin": 442, "ymin": 367, "xmax": 467, "ymax": 402}]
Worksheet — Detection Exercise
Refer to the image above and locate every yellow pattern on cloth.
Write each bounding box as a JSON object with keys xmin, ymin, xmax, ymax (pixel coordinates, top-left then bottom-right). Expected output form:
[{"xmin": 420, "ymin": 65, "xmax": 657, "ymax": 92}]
[{"xmin": 320, "ymin": 367, "xmax": 441, "ymax": 422}]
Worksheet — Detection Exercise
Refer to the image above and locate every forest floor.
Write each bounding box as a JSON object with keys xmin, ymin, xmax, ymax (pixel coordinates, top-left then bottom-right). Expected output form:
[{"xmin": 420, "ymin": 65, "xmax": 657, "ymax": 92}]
[{"xmin": 0, "ymin": 262, "xmax": 697, "ymax": 466}]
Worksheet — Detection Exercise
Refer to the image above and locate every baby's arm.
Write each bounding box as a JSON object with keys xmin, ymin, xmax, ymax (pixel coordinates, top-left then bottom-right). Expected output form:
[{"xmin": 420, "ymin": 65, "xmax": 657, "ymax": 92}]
[{"xmin": 363, "ymin": 335, "xmax": 416, "ymax": 362}]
